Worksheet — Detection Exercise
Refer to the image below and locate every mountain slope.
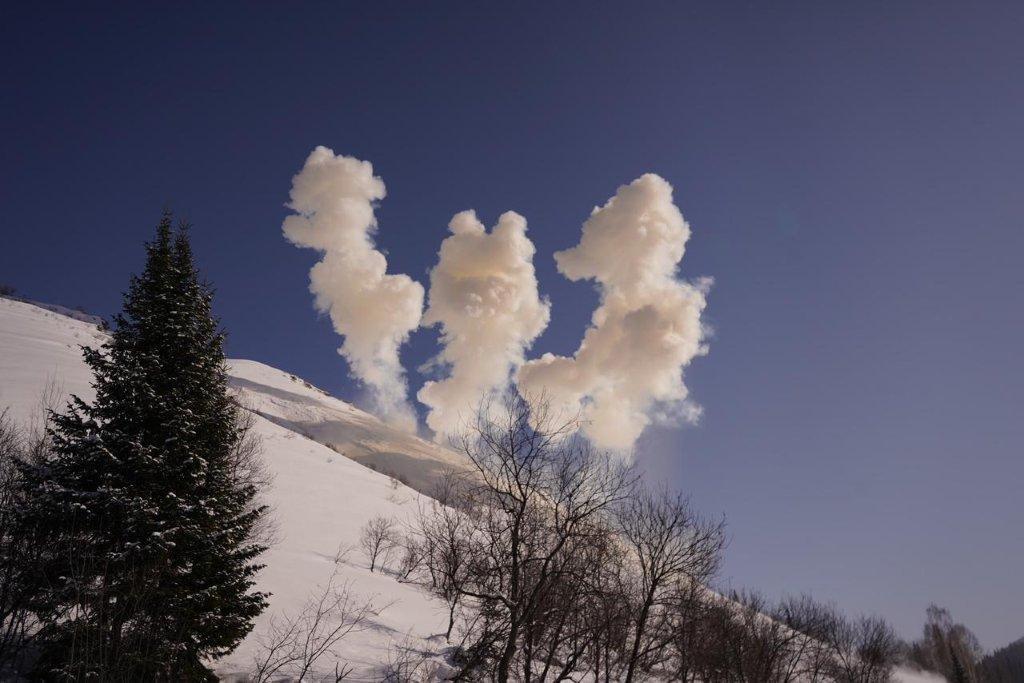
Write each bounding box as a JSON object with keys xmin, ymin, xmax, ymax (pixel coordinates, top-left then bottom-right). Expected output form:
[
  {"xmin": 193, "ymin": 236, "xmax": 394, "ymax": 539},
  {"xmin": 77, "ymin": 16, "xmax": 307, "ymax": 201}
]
[
  {"xmin": 0, "ymin": 297, "xmax": 455, "ymax": 679},
  {"xmin": 0, "ymin": 297, "xmax": 942, "ymax": 682},
  {"xmin": 0, "ymin": 297, "xmax": 107, "ymax": 429},
  {"xmin": 0, "ymin": 296, "xmax": 467, "ymax": 496},
  {"xmin": 228, "ymin": 359, "xmax": 468, "ymax": 496}
]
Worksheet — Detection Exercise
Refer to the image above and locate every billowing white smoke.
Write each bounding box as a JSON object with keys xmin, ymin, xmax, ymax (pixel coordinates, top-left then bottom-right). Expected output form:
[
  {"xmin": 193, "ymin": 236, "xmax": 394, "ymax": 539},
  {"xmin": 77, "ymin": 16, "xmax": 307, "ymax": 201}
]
[
  {"xmin": 418, "ymin": 210, "xmax": 550, "ymax": 439},
  {"xmin": 283, "ymin": 146, "xmax": 424, "ymax": 432},
  {"xmin": 281, "ymin": 149, "xmax": 708, "ymax": 447},
  {"xmin": 516, "ymin": 174, "xmax": 710, "ymax": 451}
]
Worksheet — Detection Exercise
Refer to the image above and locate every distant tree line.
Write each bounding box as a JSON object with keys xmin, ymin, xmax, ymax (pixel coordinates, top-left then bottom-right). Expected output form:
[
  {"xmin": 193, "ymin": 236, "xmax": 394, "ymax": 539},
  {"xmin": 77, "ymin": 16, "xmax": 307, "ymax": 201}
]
[
  {"xmin": 0, "ymin": 215, "xmax": 268, "ymax": 680},
  {"xmin": 902, "ymin": 604, "xmax": 1024, "ymax": 683},
  {"xmin": 979, "ymin": 636, "xmax": 1024, "ymax": 682}
]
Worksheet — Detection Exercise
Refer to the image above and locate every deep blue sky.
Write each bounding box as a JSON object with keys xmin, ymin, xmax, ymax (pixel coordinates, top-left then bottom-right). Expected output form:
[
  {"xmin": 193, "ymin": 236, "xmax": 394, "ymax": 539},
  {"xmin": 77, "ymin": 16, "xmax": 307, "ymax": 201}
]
[{"xmin": 3, "ymin": 2, "xmax": 1021, "ymax": 648}]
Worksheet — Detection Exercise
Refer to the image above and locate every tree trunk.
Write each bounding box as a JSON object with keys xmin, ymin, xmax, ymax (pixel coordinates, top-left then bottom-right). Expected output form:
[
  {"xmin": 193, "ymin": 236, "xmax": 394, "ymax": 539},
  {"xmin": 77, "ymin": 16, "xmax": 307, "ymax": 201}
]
[
  {"xmin": 624, "ymin": 588, "xmax": 656, "ymax": 683},
  {"xmin": 496, "ymin": 619, "xmax": 519, "ymax": 683}
]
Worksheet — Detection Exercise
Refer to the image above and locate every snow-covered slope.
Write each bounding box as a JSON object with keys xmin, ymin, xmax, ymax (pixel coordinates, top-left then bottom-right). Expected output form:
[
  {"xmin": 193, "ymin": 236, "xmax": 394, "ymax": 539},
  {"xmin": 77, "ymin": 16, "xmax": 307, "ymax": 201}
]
[
  {"xmin": 0, "ymin": 297, "xmax": 107, "ymax": 428},
  {"xmin": 0, "ymin": 296, "xmax": 467, "ymax": 496},
  {"xmin": 228, "ymin": 359, "xmax": 468, "ymax": 497},
  {"xmin": 216, "ymin": 415, "xmax": 452, "ymax": 679},
  {"xmin": 0, "ymin": 297, "xmax": 456, "ymax": 679},
  {"xmin": 0, "ymin": 297, "xmax": 941, "ymax": 682},
  {"xmin": 1, "ymin": 296, "xmax": 105, "ymax": 327}
]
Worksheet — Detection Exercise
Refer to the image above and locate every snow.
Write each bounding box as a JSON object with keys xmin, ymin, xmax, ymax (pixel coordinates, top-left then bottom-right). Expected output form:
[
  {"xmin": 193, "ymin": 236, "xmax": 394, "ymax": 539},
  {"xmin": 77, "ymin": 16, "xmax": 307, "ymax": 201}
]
[
  {"xmin": 227, "ymin": 359, "xmax": 469, "ymax": 497},
  {"xmin": 892, "ymin": 668, "xmax": 947, "ymax": 683},
  {"xmin": 0, "ymin": 295, "xmax": 105, "ymax": 327},
  {"xmin": 0, "ymin": 297, "xmax": 469, "ymax": 501},
  {"xmin": 0, "ymin": 298, "xmax": 944, "ymax": 681},
  {"xmin": 0, "ymin": 297, "xmax": 105, "ymax": 429},
  {"xmin": 217, "ymin": 414, "xmax": 451, "ymax": 679},
  {"xmin": 0, "ymin": 297, "xmax": 455, "ymax": 679}
]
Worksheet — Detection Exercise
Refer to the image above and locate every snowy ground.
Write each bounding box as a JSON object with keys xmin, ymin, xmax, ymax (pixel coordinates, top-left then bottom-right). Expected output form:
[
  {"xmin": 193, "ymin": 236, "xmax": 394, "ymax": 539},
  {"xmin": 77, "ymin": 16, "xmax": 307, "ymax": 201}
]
[
  {"xmin": 0, "ymin": 297, "xmax": 107, "ymax": 430},
  {"xmin": 215, "ymin": 415, "xmax": 453, "ymax": 679},
  {"xmin": 0, "ymin": 297, "xmax": 942, "ymax": 681},
  {"xmin": 1, "ymin": 297, "xmax": 456, "ymax": 679},
  {"xmin": 228, "ymin": 359, "xmax": 469, "ymax": 498}
]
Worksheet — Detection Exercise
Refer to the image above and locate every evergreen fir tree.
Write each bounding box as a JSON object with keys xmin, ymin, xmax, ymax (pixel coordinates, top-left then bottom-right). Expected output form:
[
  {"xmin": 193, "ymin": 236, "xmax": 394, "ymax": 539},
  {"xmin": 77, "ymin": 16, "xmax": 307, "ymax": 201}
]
[{"xmin": 19, "ymin": 213, "xmax": 268, "ymax": 680}]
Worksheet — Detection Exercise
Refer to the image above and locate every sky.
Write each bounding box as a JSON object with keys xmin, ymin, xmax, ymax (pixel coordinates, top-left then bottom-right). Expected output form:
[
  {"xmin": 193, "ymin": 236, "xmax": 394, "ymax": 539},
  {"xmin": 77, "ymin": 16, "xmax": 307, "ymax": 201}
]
[{"xmin": 2, "ymin": 2, "xmax": 1022, "ymax": 649}]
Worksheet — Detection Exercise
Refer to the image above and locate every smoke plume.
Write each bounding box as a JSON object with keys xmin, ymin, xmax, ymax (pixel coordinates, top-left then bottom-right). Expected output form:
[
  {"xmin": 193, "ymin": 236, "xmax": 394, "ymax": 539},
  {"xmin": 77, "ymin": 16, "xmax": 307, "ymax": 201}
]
[
  {"xmin": 418, "ymin": 210, "xmax": 550, "ymax": 439},
  {"xmin": 283, "ymin": 146, "xmax": 424, "ymax": 431},
  {"xmin": 516, "ymin": 173, "xmax": 710, "ymax": 451}
]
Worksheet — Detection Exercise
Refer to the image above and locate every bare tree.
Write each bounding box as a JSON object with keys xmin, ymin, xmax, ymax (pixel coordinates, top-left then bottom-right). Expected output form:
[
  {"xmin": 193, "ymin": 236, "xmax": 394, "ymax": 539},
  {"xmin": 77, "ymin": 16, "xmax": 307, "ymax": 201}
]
[
  {"xmin": 584, "ymin": 535, "xmax": 634, "ymax": 682},
  {"xmin": 665, "ymin": 581, "xmax": 722, "ymax": 682},
  {"xmin": 774, "ymin": 594, "xmax": 901, "ymax": 683},
  {"xmin": 721, "ymin": 589, "xmax": 809, "ymax": 682},
  {"xmin": 617, "ymin": 488, "xmax": 725, "ymax": 682},
  {"xmin": 408, "ymin": 396, "xmax": 740, "ymax": 682},
  {"xmin": 773, "ymin": 594, "xmax": 843, "ymax": 681},
  {"xmin": 443, "ymin": 394, "xmax": 636, "ymax": 683},
  {"xmin": 416, "ymin": 472, "xmax": 473, "ymax": 640},
  {"xmin": 231, "ymin": 403, "xmax": 278, "ymax": 548},
  {"xmin": 251, "ymin": 567, "xmax": 379, "ymax": 682},
  {"xmin": 395, "ymin": 534, "xmax": 425, "ymax": 583},
  {"xmin": 693, "ymin": 589, "xmax": 901, "ymax": 683},
  {"xmin": 830, "ymin": 614, "xmax": 900, "ymax": 683},
  {"xmin": 908, "ymin": 605, "xmax": 983, "ymax": 683},
  {"xmin": 382, "ymin": 635, "xmax": 447, "ymax": 682},
  {"xmin": 519, "ymin": 520, "xmax": 621, "ymax": 683},
  {"xmin": 360, "ymin": 515, "xmax": 398, "ymax": 573}
]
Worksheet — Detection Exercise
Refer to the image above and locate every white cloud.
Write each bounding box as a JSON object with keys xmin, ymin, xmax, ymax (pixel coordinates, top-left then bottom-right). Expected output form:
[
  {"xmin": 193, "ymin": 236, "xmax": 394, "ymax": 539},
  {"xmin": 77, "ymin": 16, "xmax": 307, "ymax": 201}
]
[
  {"xmin": 418, "ymin": 210, "xmax": 550, "ymax": 439},
  {"xmin": 283, "ymin": 146, "xmax": 424, "ymax": 432},
  {"xmin": 516, "ymin": 173, "xmax": 710, "ymax": 452}
]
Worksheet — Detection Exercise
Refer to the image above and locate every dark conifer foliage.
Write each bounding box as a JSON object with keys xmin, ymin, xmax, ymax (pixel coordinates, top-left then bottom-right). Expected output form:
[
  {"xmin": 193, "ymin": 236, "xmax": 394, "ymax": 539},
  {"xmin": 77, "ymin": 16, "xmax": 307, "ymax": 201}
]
[{"xmin": 18, "ymin": 214, "xmax": 268, "ymax": 680}]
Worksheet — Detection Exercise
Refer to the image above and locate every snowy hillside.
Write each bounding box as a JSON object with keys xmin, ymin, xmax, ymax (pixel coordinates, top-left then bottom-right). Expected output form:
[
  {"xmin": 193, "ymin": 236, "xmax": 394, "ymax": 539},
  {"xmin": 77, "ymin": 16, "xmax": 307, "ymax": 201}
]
[
  {"xmin": 215, "ymin": 415, "xmax": 453, "ymax": 679},
  {"xmin": 0, "ymin": 296, "xmax": 467, "ymax": 497},
  {"xmin": 228, "ymin": 359, "xmax": 469, "ymax": 497},
  {"xmin": 0, "ymin": 297, "xmax": 108, "ymax": 429},
  {"xmin": 0, "ymin": 297, "xmax": 458, "ymax": 679},
  {"xmin": 0, "ymin": 297, "xmax": 942, "ymax": 682},
  {"xmin": 0, "ymin": 295, "xmax": 105, "ymax": 327}
]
